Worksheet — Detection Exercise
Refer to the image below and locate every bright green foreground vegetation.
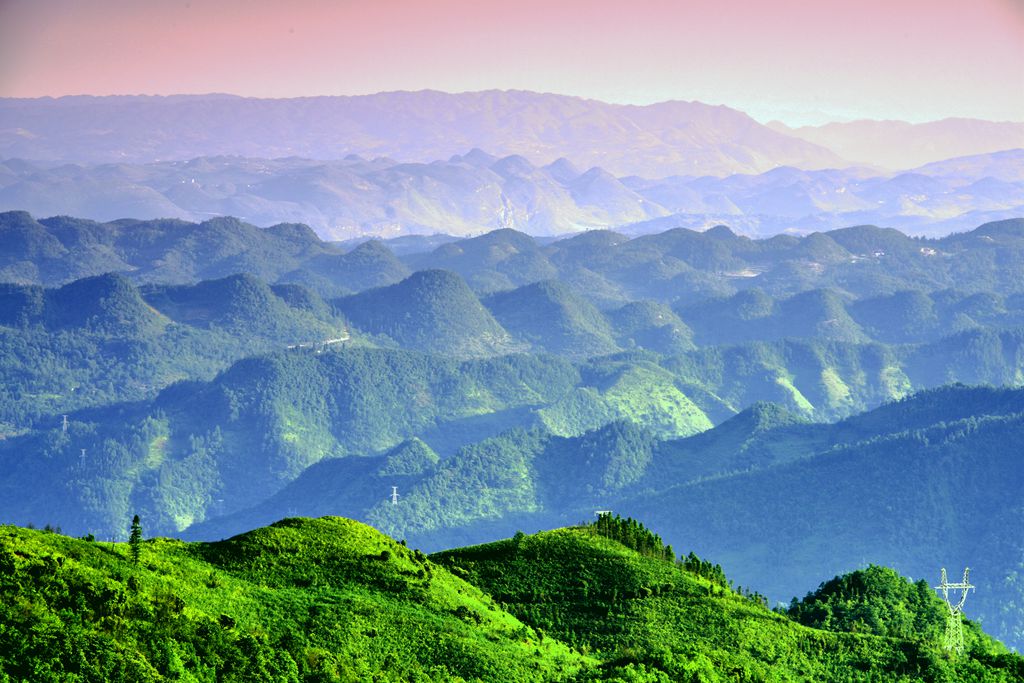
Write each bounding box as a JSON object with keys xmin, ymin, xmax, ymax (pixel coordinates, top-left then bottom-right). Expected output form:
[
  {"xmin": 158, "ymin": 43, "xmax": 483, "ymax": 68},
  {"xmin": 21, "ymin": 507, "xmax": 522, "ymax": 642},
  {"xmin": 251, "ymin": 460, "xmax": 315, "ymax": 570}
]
[
  {"xmin": 2, "ymin": 516, "xmax": 1022, "ymax": 682},
  {"xmin": 0, "ymin": 517, "xmax": 585, "ymax": 682}
]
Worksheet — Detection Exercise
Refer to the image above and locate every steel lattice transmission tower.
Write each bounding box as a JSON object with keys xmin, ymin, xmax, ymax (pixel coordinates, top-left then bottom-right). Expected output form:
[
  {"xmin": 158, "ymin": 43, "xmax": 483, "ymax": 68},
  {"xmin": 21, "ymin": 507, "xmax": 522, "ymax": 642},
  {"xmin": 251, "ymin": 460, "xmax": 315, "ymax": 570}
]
[{"xmin": 934, "ymin": 567, "xmax": 974, "ymax": 654}]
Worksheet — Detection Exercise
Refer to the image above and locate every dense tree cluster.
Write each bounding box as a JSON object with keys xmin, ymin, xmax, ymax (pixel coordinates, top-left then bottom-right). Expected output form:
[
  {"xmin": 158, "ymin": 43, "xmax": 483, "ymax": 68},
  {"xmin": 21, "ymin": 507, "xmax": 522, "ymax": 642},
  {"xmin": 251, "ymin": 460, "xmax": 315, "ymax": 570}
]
[{"xmin": 589, "ymin": 513, "xmax": 675, "ymax": 563}]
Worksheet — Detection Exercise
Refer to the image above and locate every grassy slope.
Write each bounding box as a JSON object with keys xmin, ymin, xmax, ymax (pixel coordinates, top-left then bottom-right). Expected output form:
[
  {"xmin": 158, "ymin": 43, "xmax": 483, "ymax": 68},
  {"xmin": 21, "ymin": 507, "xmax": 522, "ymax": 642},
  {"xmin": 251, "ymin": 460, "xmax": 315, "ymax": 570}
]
[
  {"xmin": 5, "ymin": 517, "xmax": 1022, "ymax": 682},
  {"xmin": 0, "ymin": 518, "xmax": 587, "ymax": 683},
  {"xmin": 434, "ymin": 526, "xmax": 1023, "ymax": 682}
]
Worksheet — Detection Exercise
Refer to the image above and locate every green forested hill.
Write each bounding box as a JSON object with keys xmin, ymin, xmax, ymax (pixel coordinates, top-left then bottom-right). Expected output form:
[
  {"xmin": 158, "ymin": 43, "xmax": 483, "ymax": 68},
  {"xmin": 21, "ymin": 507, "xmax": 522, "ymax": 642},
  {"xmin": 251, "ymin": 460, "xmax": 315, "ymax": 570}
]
[
  {"xmin": 0, "ymin": 273, "xmax": 348, "ymax": 427},
  {"xmin": 405, "ymin": 227, "xmax": 558, "ymax": 292},
  {"xmin": 623, "ymin": 386, "xmax": 1024, "ymax": 651},
  {"xmin": 184, "ymin": 421, "xmax": 661, "ymax": 545},
  {"xmin": 787, "ymin": 564, "xmax": 949, "ymax": 640},
  {"xmin": 482, "ymin": 280, "xmax": 619, "ymax": 358},
  {"xmin": 286, "ymin": 238, "xmax": 412, "ymax": 296},
  {"xmin": 0, "ymin": 517, "xmax": 588, "ymax": 682},
  {"xmin": 605, "ymin": 300, "xmax": 696, "ymax": 355},
  {"xmin": 7, "ymin": 211, "xmax": 1024, "ymax": 364},
  {"xmin": 0, "ymin": 272, "xmax": 164, "ymax": 335},
  {"xmin": 7, "ymin": 322, "xmax": 1024, "ymax": 539},
  {"xmin": 334, "ymin": 269, "xmax": 521, "ymax": 357},
  {"xmin": 665, "ymin": 331, "xmax": 1024, "ymax": 422},
  {"xmin": 676, "ymin": 286, "xmax": 1024, "ymax": 348},
  {"xmin": 7, "ymin": 211, "xmax": 1024, "ymax": 305},
  {"xmin": 683, "ymin": 287, "xmax": 869, "ymax": 344},
  {"xmin": 139, "ymin": 273, "xmax": 340, "ymax": 338},
  {"xmin": 0, "ymin": 212, "xmax": 337, "ymax": 286},
  {"xmin": 406, "ymin": 218, "xmax": 1024, "ymax": 303},
  {"xmin": 10, "ymin": 268, "xmax": 1024, "ymax": 440},
  {"xmin": 434, "ymin": 519, "xmax": 1021, "ymax": 681},
  {"xmin": 0, "ymin": 348, "xmax": 584, "ymax": 536},
  {"xmin": 3, "ymin": 517, "xmax": 1020, "ymax": 682}
]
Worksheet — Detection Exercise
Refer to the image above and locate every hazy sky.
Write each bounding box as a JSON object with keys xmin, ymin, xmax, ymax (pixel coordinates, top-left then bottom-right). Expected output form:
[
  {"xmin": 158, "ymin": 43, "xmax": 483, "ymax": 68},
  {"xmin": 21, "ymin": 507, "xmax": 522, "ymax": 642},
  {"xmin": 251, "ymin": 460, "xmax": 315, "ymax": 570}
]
[{"xmin": 1, "ymin": 0, "xmax": 1021, "ymax": 126}]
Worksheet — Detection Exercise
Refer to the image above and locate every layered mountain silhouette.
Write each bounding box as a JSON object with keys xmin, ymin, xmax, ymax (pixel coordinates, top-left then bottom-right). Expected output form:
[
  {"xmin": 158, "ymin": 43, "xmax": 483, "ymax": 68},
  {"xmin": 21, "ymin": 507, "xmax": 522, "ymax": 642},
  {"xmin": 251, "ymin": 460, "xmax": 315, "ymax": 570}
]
[
  {"xmin": 2, "ymin": 149, "xmax": 1021, "ymax": 238},
  {"xmin": 0, "ymin": 91, "xmax": 845, "ymax": 176}
]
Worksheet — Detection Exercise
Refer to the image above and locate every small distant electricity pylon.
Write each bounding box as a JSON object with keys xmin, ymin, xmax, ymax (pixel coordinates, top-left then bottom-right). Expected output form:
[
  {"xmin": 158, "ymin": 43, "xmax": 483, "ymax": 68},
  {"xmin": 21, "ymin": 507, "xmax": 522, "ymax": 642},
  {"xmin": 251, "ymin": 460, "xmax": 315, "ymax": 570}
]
[
  {"xmin": 391, "ymin": 486, "xmax": 399, "ymax": 505},
  {"xmin": 61, "ymin": 415, "xmax": 69, "ymax": 433},
  {"xmin": 934, "ymin": 567, "xmax": 974, "ymax": 654}
]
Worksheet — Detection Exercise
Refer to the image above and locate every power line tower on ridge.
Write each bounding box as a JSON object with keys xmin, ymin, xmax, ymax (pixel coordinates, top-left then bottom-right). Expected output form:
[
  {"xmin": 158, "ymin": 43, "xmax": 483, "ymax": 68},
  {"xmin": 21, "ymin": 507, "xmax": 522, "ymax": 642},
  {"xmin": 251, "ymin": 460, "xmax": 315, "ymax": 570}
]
[{"xmin": 934, "ymin": 567, "xmax": 974, "ymax": 654}]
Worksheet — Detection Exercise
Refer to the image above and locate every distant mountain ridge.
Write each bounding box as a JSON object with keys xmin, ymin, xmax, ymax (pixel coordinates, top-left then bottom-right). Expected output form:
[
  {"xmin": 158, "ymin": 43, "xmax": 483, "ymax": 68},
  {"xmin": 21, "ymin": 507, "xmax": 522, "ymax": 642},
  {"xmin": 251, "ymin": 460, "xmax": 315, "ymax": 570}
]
[
  {"xmin": 1, "ymin": 149, "xmax": 1020, "ymax": 239},
  {"xmin": 0, "ymin": 91, "xmax": 845, "ymax": 176}
]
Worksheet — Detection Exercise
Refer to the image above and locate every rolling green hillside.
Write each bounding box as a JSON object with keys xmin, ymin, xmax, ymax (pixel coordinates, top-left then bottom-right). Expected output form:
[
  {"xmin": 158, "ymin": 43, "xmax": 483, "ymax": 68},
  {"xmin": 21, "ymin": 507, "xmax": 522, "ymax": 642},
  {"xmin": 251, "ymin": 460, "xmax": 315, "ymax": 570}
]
[
  {"xmin": 7, "ymin": 211, "xmax": 1024, "ymax": 367},
  {"xmin": 606, "ymin": 300, "xmax": 696, "ymax": 355},
  {"xmin": 3, "ymin": 517, "xmax": 1020, "ymax": 682},
  {"xmin": 0, "ymin": 212, "xmax": 338, "ymax": 286},
  {"xmin": 678, "ymin": 286, "xmax": 1024, "ymax": 349},
  {"xmin": 622, "ymin": 386, "xmax": 1024, "ymax": 651},
  {"xmin": 403, "ymin": 218, "xmax": 1024, "ymax": 304},
  {"xmin": 483, "ymin": 280, "xmax": 619, "ymax": 358},
  {"xmin": 8, "ymin": 212, "xmax": 1024, "ymax": 305},
  {"xmin": 406, "ymin": 228, "xmax": 558, "ymax": 292},
  {"xmin": 0, "ymin": 272, "xmax": 165, "ymax": 336},
  {"xmin": 0, "ymin": 517, "xmax": 587, "ymax": 682},
  {"xmin": 7, "ymin": 322, "xmax": 1024, "ymax": 541},
  {"xmin": 664, "ymin": 332, "xmax": 1024, "ymax": 422},
  {"xmin": 334, "ymin": 270, "xmax": 521, "ymax": 357},
  {"xmin": 0, "ymin": 273, "xmax": 348, "ymax": 427},
  {"xmin": 538, "ymin": 356, "xmax": 714, "ymax": 437},
  {"xmin": 140, "ymin": 273, "xmax": 343, "ymax": 339},
  {"xmin": 281, "ymin": 238, "xmax": 412, "ymax": 297},
  {"xmin": 9, "ymin": 268, "xmax": 1024, "ymax": 440},
  {"xmin": 180, "ymin": 421, "xmax": 670, "ymax": 545},
  {"xmin": 433, "ymin": 518, "xmax": 1020, "ymax": 681},
  {"xmin": 0, "ymin": 348, "xmax": 584, "ymax": 536}
]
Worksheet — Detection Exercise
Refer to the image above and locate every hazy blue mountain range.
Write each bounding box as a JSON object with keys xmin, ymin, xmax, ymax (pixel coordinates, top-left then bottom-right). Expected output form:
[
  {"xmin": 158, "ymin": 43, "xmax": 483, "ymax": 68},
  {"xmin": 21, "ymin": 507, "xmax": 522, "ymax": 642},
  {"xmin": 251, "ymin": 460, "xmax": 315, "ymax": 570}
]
[
  {"xmin": 4, "ymin": 91, "xmax": 1021, "ymax": 177},
  {"xmin": 1, "ymin": 149, "xmax": 1021, "ymax": 238},
  {"xmin": 0, "ymin": 91, "xmax": 846, "ymax": 176}
]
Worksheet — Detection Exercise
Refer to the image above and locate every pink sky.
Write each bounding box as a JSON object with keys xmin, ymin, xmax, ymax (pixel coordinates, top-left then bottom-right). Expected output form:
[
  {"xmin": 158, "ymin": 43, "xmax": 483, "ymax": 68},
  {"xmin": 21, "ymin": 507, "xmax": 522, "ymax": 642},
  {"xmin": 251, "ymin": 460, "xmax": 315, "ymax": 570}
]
[{"xmin": 0, "ymin": 0, "xmax": 1021, "ymax": 125}]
